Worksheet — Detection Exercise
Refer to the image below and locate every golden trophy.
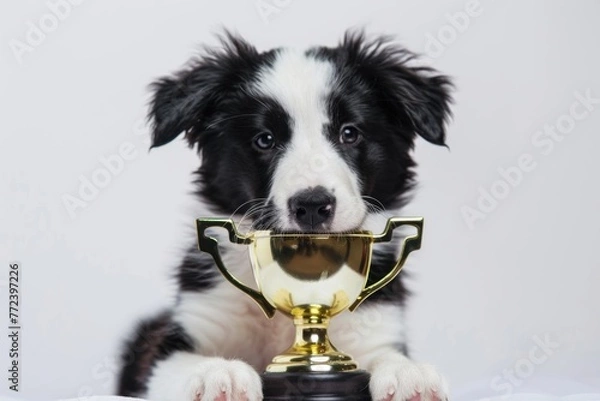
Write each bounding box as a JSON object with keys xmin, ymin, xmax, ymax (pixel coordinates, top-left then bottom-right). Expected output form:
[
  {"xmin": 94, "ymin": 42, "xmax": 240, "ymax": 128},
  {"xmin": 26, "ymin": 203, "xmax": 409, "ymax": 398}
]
[{"xmin": 196, "ymin": 217, "xmax": 423, "ymax": 401}]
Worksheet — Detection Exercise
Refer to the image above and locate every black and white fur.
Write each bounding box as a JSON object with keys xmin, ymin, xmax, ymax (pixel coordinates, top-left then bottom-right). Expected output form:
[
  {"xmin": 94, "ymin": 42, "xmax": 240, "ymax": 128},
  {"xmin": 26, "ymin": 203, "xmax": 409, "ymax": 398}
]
[{"xmin": 117, "ymin": 31, "xmax": 453, "ymax": 401}]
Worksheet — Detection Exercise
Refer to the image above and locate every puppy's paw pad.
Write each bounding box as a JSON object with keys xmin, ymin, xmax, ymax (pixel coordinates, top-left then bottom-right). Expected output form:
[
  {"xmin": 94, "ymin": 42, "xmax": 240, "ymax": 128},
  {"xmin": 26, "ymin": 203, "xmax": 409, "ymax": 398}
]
[
  {"xmin": 370, "ymin": 361, "xmax": 448, "ymax": 401},
  {"xmin": 186, "ymin": 359, "xmax": 262, "ymax": 401}
]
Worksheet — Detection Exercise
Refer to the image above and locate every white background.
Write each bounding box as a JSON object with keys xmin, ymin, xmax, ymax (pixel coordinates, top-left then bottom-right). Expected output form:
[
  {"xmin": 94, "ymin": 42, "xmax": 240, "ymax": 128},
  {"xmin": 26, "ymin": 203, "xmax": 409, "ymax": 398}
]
[{"xmin": 1, "ymin": 0, "xmax": 599, "ymax": 400}]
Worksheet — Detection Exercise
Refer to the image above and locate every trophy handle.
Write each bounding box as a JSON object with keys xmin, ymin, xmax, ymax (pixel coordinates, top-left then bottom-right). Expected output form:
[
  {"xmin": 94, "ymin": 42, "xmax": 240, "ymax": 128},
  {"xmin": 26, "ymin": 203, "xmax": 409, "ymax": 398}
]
[
  {"xmin": 349, "ymin": 217, "xmax": 424, "ymax": 311},
  {"xmin": 196, "ymin": 218, "xmax": 277, "ymax": 318}
]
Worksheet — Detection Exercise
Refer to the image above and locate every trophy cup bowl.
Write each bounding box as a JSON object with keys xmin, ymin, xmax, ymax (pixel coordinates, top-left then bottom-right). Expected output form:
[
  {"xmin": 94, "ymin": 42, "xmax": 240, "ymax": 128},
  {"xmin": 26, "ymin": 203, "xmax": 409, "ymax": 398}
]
[{"xmin": 196, "ymin": 217, "xmax": 423, "ymax": 400}]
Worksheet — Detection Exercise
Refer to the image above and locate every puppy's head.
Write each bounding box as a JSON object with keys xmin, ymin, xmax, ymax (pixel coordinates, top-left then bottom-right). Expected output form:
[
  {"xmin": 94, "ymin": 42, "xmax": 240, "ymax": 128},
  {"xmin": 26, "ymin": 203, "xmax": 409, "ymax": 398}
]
[{"xmin": 149, "ymin": 31, "xmax": 452, "ymax": 232}]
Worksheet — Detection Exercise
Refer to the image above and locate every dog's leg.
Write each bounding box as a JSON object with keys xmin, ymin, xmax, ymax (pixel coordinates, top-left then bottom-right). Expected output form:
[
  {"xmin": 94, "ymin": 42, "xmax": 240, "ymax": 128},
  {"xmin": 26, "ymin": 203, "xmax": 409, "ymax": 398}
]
[
  {"xmin": 117, "ymin": 310, "xmax": 263, "ymax": 401},
  {"xmin": 368, "ymin": 351, "xmax": 448, "ymax": 401},
  {"xmin": 331, "ymin": 303, "xmax": 448, "ymax": 401},
  {"xmin": 146, "ymin": 352, "xmax": 262, "ymax": 401}
]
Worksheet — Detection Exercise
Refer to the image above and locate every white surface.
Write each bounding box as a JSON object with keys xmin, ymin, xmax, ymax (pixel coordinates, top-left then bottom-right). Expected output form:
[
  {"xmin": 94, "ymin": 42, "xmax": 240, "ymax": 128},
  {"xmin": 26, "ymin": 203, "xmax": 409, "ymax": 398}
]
[
  {"xmin": 5, "ymin": 396, "xmax": 598, "ymax": 401},
  {"xmin": 1, "ymin": 0, "xmax": 599, "ymax": 399}
]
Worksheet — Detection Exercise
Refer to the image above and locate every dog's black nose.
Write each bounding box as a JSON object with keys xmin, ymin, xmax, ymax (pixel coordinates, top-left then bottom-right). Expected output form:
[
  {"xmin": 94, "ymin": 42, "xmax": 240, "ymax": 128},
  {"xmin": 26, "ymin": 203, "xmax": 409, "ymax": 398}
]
[{"xmin": 288, "ymin": 187, "xmax": 336, "ymax": 230}]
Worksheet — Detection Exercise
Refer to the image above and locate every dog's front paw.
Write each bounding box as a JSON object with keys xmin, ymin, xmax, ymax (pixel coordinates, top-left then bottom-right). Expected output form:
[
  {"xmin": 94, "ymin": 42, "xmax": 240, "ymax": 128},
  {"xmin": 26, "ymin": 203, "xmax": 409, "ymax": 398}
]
[
  {"xmin": 370, "ymin": 357, "xmax": 448, "ymax": 401},
  {"xmin": 185, "ymin": 358, "xmax": 262, "ymax": 401}
]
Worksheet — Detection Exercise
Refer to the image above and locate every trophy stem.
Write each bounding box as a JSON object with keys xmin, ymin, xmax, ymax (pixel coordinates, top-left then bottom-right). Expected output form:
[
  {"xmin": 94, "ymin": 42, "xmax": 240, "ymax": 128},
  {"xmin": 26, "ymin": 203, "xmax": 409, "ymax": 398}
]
[{"xmin": 266, "ymin": 304, "xmax": 358, "ymax": 373}]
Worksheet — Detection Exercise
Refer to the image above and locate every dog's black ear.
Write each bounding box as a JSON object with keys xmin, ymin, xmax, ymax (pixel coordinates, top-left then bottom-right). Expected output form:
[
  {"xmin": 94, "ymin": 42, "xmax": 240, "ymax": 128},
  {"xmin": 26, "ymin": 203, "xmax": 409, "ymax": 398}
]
[
  {"xmin": 341, "ymin": 31, "xmax": 453, "ymax": 146},
  {"xmin": 148, "ymin": 31, "xmax": 259, "ymax": 149}
]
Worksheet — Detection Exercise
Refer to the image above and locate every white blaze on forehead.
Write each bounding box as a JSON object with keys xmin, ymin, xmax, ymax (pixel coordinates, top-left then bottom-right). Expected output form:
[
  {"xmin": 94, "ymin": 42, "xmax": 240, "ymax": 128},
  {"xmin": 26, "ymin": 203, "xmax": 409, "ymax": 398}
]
[
  {"xmin": 254, "ymin": 49, "xmax": 333, "ymax": 130},
  {"xmin": 252, "ymin": 49, "xmax": 367, "ymax": 230}
]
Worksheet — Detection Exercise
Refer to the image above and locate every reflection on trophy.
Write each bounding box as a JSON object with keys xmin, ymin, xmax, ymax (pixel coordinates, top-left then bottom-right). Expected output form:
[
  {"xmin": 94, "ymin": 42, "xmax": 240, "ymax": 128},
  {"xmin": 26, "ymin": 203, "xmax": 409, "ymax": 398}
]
[{"xmin": 196, "ymin": 217, "xmax": 423, "ymax": 401}]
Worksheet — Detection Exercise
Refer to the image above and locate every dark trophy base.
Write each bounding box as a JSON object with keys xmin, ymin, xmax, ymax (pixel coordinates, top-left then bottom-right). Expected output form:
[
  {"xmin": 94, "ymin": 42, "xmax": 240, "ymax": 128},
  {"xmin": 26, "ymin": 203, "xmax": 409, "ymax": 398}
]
[{"xmin": 262, "ymin": 370, "xmax": 372, "ymax": 401}]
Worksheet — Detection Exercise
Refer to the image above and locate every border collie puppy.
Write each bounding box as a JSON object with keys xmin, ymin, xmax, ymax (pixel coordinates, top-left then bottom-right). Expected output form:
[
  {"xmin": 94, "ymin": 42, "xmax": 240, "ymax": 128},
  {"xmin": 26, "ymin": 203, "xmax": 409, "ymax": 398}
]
[{"xmin": 117, "ymin": 31, "xmax": 452, "ymax": 401}]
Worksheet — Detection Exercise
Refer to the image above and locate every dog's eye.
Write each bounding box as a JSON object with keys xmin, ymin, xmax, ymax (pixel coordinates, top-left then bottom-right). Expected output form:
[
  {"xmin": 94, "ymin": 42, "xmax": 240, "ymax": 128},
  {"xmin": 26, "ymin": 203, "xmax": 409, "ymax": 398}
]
[
  {"xmin": 339, "ymin": 125, "xmax": 360, "ymax": 145},
  {"xmin": 253, "ymin": 132, "xmax": 275, "ymax": 151}
]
